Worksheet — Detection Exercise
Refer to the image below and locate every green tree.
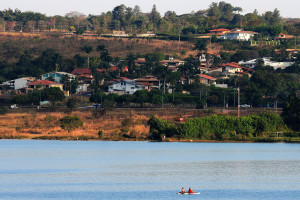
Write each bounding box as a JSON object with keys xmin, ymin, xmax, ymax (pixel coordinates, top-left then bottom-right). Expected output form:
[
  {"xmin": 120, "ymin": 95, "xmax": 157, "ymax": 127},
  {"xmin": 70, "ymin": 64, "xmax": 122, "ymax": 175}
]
[
  {"xmin": 281, "ymin": 93, "xmax": 300, "ymax": 131},
  {"xmin": 60, "ymin": 115, "xmax": 83, "ymax": 133},
  {"xmin": 133, "ymin": 89, "xmax": 149, "ymax": 107},
  {"xmin": 147, "ymin": 115, "xmax": 177, "ymax": 140},
  {"xmin": 41, "ymin": 87, "xmax": 65, "ymax": 106},
  {"xmin": 66, "ymin": 97, "xmax": 78, "ymax": 110}
]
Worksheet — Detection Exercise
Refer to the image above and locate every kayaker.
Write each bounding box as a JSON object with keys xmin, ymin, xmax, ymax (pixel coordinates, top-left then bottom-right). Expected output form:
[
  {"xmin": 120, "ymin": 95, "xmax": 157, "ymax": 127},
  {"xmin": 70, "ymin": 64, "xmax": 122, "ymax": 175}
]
[
  {"xmin": 181, "ymin": 187, "xmax": 185, "ymax": 194},
  {"xmin": 188, "ymin": 187, "xmax": 193, "ymax": 193}
]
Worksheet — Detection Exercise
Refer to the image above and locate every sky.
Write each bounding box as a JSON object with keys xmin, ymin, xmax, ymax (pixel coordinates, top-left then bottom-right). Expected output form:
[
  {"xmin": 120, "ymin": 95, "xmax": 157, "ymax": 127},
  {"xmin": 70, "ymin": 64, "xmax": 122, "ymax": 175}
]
[{"xmin": 1, "ymin": 0, "xmax": 299, "ymax": 18}]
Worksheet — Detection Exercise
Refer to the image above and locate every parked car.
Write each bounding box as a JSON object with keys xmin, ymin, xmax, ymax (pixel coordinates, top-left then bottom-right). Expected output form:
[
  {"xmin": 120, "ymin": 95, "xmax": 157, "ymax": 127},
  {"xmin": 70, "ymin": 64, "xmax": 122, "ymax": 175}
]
[
  {"xmin": 93, "ymin": 104, "xmax": 101, "ymax": 108},
  {"xmin": 10, "ymin": 104, "xmax": 18, "ymax": 109},
  {"xmin": 240, "ymin": 104, "xmax": 250, "ymax": 108}
]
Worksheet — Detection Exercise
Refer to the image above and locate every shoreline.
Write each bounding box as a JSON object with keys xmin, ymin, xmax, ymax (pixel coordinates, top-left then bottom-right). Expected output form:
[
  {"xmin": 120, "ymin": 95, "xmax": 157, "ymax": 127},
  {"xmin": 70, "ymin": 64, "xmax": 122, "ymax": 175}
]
[
  {"xmin": 0, "ymin": 109, "xmax": 299, "ymax": 143},
  {"xmin": 1, "ymin": 136, "xmax": 299, "ymax": 143}
]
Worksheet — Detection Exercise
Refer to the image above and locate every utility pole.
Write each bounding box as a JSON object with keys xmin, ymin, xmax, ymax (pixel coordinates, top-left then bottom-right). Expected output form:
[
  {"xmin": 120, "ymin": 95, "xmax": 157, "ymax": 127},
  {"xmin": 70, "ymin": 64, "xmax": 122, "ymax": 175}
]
[
  {"xmin": 238, "ymin": 87, "xmax": 240, "ymax": 117},
  {"xmin": 206, "ymin": 90, "xmax": 208, "ymax": 107},
  {"xmin": 161, "ymin": 90, "xmax": 163, "ymax": 109},
  {"xmin": 223, "ymin": 91, "xmax": 225, "ymax": 109},
  {"xmin": 234, "ymin": 89, "xmax": 236, "ymax": 107}
]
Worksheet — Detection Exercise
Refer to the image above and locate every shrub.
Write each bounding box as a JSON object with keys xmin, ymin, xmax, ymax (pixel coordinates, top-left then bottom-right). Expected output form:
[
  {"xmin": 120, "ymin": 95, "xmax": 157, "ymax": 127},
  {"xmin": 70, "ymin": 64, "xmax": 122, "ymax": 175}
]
[
  {"xmin": 60, "ymin": 115, "xmax": 83, "ymax": 133},
  {"xmin": 122, "ymin": 117, "xmax": 133, "ymax": 127},
  {"xmin": 66, "ymin": 97, "xmax": 78, "ymax": 110},
  {"xmin": 0, "ymin": 108, "xmax": 8, "ymax": 115},
  {"xmin": 98, "ymin": 130, "xmax": 103, "ymax": 138},
  {"xmin": 91, "ymin": 109, "xmax": 106, "ymax": 119},
  {"xmin": 147, "ymin": 116, "xmax": 178, "ymax": 140}
]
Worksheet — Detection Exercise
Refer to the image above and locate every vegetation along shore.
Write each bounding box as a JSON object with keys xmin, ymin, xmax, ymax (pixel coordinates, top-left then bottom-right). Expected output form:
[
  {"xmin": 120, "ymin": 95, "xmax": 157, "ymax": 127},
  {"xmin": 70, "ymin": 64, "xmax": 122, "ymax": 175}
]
[{"xmin": 0, "ymin": 2, "xmax": 299, "ymax": 142}]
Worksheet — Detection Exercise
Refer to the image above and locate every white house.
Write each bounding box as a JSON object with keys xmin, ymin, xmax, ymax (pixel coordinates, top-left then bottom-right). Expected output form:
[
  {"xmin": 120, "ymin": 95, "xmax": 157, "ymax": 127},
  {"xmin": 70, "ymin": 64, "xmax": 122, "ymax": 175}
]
[
  {"xmin": 221, "ymin": 63, "xmax": 243, "ymax": 74},
  {"xmin": 0, "ymin": 77, "xmax": 36, "ymax": 90},
  {"xmin": 41, "ymin": 72, "xmax": 76, "ymax": 83},
  {"xmin": 108, "ymin": 78, "xmax": 146, "ymax": 95},
  {"xmin": 238, "ymin": 57, "xmax": 294, "ymax": 69},
  {"xmin": 221, "ymin": 30, "xmax": 258, "ymax": 41}
]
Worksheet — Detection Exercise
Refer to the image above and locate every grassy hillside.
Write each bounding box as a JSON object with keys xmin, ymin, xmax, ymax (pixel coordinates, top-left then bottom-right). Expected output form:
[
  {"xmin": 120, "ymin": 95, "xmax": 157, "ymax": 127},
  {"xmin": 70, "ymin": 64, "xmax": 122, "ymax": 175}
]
[{"xmin": 0, "ymin": 32, "xmax": 203, "ymax": 62}]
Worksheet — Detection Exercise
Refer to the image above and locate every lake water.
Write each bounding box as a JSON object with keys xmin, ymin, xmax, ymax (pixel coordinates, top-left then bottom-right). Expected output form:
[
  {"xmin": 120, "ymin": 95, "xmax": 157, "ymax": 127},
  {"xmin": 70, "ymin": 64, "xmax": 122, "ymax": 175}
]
[{"xmin": 0, "ymin": 140, "xmax": 300, "ymax": 200}]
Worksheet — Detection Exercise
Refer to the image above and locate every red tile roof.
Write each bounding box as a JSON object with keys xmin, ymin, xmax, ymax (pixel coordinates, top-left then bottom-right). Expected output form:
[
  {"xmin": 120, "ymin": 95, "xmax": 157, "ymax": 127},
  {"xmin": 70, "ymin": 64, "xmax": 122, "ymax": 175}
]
[
  {"xmin": 71, "ymin": 68, "xmax": 91, "ymax": 75},
  {"xmin": 28, "ymin": 80, "xmax": 63, "ymax": 86},
  {"xmin": 197, "ymin": 74, "xmax": 216, "ymax": 80},
  {"xmin": 97, "ymin": 69, "xmax": 106, "ymax": 73},
  {"xmin": 227, "ymin": 31, "xmax": 258, "ymax": 34},
  {"xmin": 119, "ymin": 77, "xmax": 131, "ymax": 80},
  {"xmin": 209, "ymin": 29, "xmax": 231, "ymax": 32},
  {"xmin": 220, "ymin": 62, "xmax": 242, "ymax": 68},
  {"xmin": 110, "ymin": 66, "xmax": 117, "ymax": 71}
]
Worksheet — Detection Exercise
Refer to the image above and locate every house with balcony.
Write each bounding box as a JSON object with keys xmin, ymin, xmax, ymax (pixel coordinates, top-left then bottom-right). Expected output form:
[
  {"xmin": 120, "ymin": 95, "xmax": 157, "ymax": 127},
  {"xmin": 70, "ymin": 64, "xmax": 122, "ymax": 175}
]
[
  {"xmin": 135, "ymin": 76, "xmax": 159, "ymax": 89},
  {"xmin": 108, "ymin": 77, "xmax": 146, "ymax": 95}
]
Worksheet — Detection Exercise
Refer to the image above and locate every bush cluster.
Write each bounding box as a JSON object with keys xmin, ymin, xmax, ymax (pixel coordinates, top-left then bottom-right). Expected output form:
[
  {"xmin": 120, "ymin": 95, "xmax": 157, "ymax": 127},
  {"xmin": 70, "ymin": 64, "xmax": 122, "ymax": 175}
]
[{"xmin": 179, "ymin": 112, "xmax": 284, "ymax": 140}]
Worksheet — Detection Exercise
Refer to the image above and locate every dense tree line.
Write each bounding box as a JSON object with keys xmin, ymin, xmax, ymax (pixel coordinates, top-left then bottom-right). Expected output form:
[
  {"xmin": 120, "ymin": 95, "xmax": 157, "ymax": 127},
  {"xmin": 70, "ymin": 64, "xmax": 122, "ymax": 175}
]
[
  {"xmin": 0, "ymin": 2, "xmax": 299, "ymax": 36},
  {"xmin": 147, "ymin": 112, "xmax": 290, "ymax": 141}
]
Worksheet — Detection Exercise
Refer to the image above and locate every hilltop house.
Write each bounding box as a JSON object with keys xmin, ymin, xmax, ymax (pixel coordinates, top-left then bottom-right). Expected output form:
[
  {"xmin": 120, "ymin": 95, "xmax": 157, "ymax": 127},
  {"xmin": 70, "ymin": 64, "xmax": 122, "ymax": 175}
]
[{"xmin": 221, "ymin": 30, "xmax": 258, "ymax": 41}]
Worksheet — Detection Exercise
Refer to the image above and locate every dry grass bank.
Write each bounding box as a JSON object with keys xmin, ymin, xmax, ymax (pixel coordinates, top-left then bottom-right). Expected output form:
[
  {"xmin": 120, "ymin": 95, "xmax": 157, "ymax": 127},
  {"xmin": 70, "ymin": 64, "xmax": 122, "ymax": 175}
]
[
  {"xmin": 0, "ymin": 32, "xmax": 200, "ymax": 60},
  {"xmin": 0, "ymin": 107, "xmax": 277, "ymax": 140}
]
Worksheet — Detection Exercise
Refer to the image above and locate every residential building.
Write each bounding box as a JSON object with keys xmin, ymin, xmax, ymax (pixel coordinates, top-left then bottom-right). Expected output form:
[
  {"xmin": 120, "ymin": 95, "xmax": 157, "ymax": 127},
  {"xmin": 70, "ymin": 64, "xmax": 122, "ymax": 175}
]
[
  {"xmin": 71, "ymin": 68, "xmax": 93, "ymax": 79},
  {"xmin": 0, "ymin": 77, "xmax": 36, "ymax": 90},
  {"xmin": 137, "ymin": 31, "xmax": 156, "ymax": 37},
  {"xmin": 135, "ymin": 76, "xmax": 159, "ymax": 88},
  {"xmin": 108, "ymin": 78, "xmax": 146, "ymax": 95},
  {"xmin": 160, "ymin": 58, "xmax": 185, "ymax": 67},
  {"xmin": 76, "ymin": 84, "xmax": 89, "ymax": 93},
  {"xmin": 196, "ymin": 74, "xmax": 228, "ymax": 88},
  {"xmin": 196, "ymin": 74, "xmax": 216, "ymax": 85},
  {"xmin": 27, "ymin": 80, "xmax": 64, "ymax": 91},
  {"xmin": 41, "ymin": 72, "xmax": 76, "ymax": 83},
  {"xmin": 97, "ymin": 66, "xmax": 128, "ymax": 73},
  {"xmin": 135, "ymin": 58, "xmax": 147, "ymax": 67},
  {"xmin": 238, "ymin": 57, "xmax": 294, "ymax": 69},
  {"xmin": 221, "ymin": 30, "xmax": 258, "ymax": 41},
  {"xmin": 199, "ymin": 52, "xmax": 221, "ymax": 67},
  {"xmin": 209, "ymin": 28, "xmax": 231, "ymax": 36},
  {"xmin": 221, "ymin": 62, "xmax": 243, "ymax": 74},
  {"xmin": 274, "ymin": 33, "xmax": 294, "ymax": 40},
  {"xmin": 219, "ymin": 62, "xmax": 253, "ymax": 79}
]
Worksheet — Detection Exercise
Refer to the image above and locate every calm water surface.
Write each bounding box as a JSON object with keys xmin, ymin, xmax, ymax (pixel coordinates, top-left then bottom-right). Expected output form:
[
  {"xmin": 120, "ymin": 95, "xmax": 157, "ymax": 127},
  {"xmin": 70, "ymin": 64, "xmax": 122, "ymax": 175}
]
[{"xmin": 0, "ymin": 140, "xmax": 300, "ymax": 200}]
